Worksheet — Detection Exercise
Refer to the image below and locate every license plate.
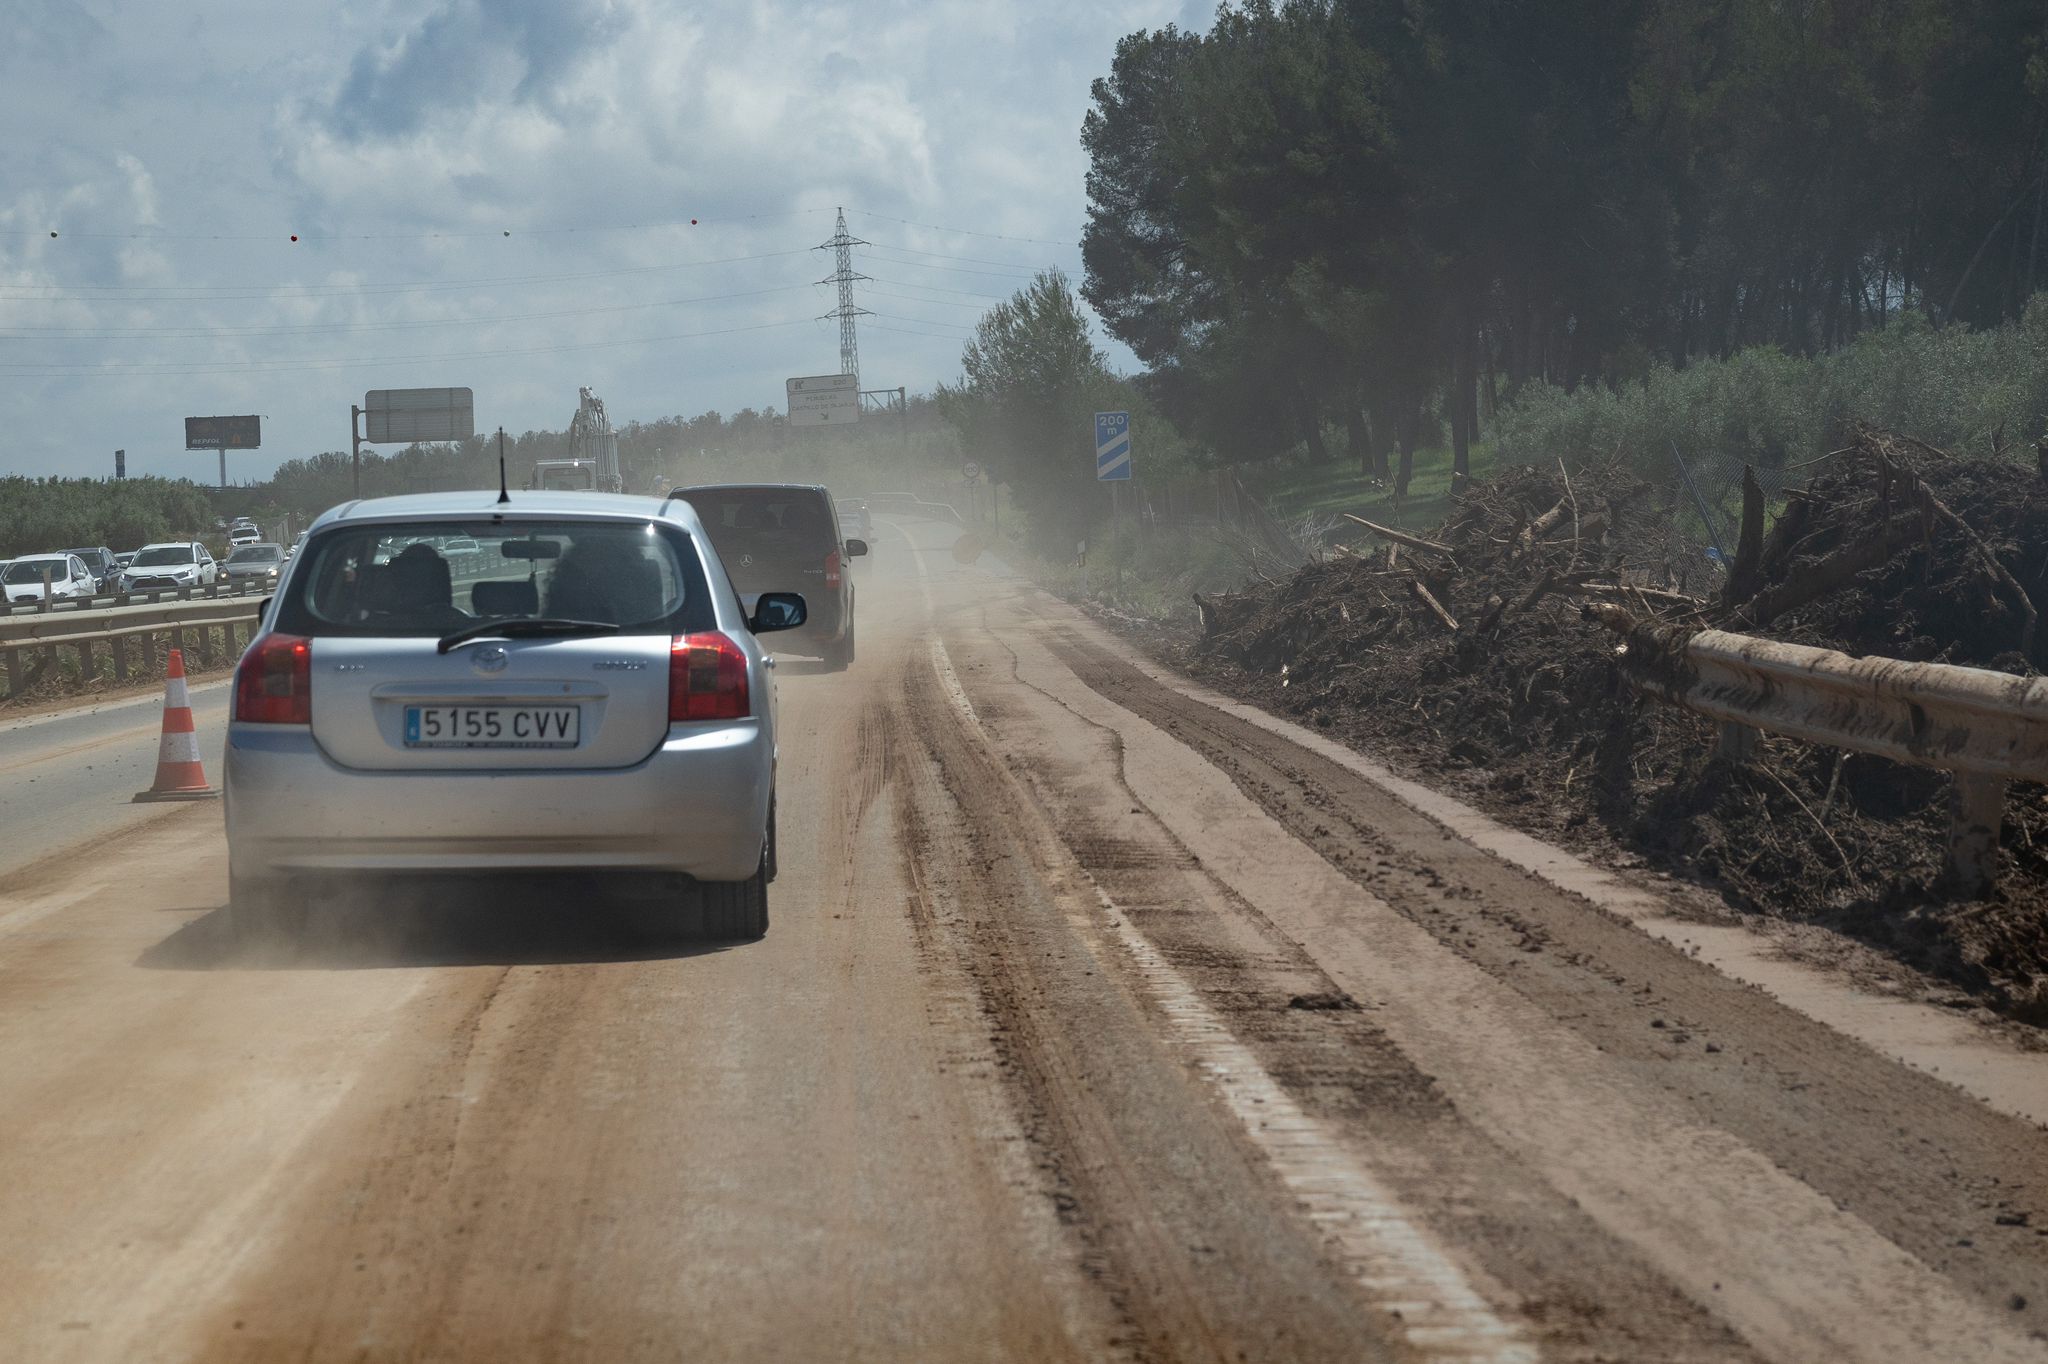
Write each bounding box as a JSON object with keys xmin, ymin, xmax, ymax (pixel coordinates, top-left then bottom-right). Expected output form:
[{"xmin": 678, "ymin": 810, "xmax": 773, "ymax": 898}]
[{"xmin": 404, "ymin": 704, "xmax": 579, "ymax": 748}]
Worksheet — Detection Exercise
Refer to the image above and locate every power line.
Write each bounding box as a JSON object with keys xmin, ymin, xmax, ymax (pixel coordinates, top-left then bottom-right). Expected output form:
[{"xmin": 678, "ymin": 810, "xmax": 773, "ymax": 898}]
[
  {"xmin": 8, "ymin": 208, "xmax": 833, "ymax": 243},
  {"xmin": 0, "ymin": 249, "xmax": 814, "ymax": 300},
  {"xmin": 852, "ymin": 251, "xmax": 1045, "ymax": 281},
  {"xmin": 0, "ymin": 283, "xmax": 820, "ymax": 340},
  {"xmin": 844, "ymin": 209, "xmax": 1076, "ymax": 248},
  {"xmin": 861, "ymin": 238, "xmax": 1075, "ymax": 271},
  {"xmin": 866, "ymin": 311, "xmax": 975, "ymax": 333},
  {"xmin": 864, "ymin": 274, "xmax": 1012, "ymax": 300},
  {"xmin": 866, "ymin": 322, "xmax": 975, "ymax": 342},
  {"xmin": 862, "ymin": 288, "xmax": 989, "ymax": 311},
  {"xmin": 0, "ymin": 318, "xmax": 816, "ymax": 380}
]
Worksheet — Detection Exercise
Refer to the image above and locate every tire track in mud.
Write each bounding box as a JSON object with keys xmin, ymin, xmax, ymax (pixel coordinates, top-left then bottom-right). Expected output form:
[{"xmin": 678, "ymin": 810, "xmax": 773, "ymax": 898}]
[
  {"xmin": 962, "ymin": 613, "xmax": 1759, "ymax": 1362},
  {"xmin": 888, "ymin": 643, "xmax": 1401, "ymax": 1363},
  {"xmin": 1044, "ymin": 625, "xmax": 2048, "ymax": 1342},
  {"xmin": 181, "ymin": 963, "xmax": 549, "ymax": 1361}
]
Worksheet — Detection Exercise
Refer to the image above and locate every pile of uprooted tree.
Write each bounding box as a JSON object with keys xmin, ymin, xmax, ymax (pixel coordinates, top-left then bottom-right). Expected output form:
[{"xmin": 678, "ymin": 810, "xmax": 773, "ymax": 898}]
[{"xmin": 1188, "ymin": 425, "xmax": 2048, "ymax": 1020}]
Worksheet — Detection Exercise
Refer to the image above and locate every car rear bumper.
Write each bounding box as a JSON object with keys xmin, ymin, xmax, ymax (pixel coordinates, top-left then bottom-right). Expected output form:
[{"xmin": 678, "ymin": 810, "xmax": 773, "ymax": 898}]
[
  {"xmin": 224, "ymin": 721, "xmax": 771, "ymax": 883},
  {"xmin": 763, "ymin": 596, "xmax": 848, "ymax": 653}
]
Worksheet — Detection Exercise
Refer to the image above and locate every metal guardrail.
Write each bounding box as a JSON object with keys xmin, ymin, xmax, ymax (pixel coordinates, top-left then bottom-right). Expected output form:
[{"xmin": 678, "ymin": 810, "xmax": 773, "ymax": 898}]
[
  {"xmin": 0, "ymin": 578, "xmax": 269, "ymax": 618},
  {"xmin": 1599, "ymin": 612, "xmax": 2048, "ymax": 890},
  {"xmin": 0, "ymin": 595, "xmax": 265, "ymax": 700},
  {"xmin": 866, "ymin": 492, "xmax": 965, "ymax": 525}
]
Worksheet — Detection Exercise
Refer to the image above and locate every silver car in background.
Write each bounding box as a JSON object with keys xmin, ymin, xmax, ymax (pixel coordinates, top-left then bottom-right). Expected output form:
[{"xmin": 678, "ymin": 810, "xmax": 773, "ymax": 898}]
[
  {"xmin": 223, "ymin": 492, "xmax": 807, "ymax": 942},
  {"xmin": 221, "ymin": 541, "xmax": 286, "ymax": 583}
]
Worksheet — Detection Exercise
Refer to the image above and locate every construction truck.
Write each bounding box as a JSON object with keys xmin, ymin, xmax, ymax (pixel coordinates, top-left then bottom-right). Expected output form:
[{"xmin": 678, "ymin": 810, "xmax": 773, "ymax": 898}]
[{"xmin": 526, "ymin": 387, "xmax": 624, "ymax": 492}]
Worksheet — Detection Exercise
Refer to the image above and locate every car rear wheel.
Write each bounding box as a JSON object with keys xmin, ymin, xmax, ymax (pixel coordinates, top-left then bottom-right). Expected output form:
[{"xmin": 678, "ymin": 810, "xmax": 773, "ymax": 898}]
[
  {"xmin": 697, "ymin": 851, "xmax": 769, "ymax": 941},
  {"xmin": 229, "ymin": 873, "xmax": 305, "ymax": 941},
  {"xmin": 823, "ymin": 615, "xmax": 855, "ymax": 671}
]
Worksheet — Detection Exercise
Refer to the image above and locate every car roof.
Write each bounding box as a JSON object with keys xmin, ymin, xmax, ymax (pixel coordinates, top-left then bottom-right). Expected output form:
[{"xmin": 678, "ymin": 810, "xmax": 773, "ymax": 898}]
[
  {"xmin": 670, "ymin": 482, "xmax": 830, "ymax": 498},
  {"xmin": 309, "ymin": 490, "xmax": 705, "ymax": 532},
  {"xmin": 134, "ymin": 541, "xmax": 198, "ymax": 550},
  {"xmin": 13, "ymin": 552, "xmax": 73, "ymax": 562}
]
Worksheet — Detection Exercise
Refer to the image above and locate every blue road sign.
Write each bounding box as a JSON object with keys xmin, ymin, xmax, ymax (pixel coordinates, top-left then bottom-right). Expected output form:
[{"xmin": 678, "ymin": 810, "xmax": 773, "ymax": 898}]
[{"xmin": 1095, "ymin": 411, "xmax": 1132, "ymax": 481}]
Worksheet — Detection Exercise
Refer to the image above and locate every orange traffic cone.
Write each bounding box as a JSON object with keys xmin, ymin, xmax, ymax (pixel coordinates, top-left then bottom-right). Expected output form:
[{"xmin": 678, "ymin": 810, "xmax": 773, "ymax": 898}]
[{"xmin": 133, "ymin": 648, "xmax": 218, "ymax": 802}]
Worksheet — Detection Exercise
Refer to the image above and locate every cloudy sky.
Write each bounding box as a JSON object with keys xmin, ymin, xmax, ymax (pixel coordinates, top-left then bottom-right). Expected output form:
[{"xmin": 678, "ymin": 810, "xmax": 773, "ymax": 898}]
[{"xmin": 0, "ymin": 0, "xmax": 1200, "ymax": 481}]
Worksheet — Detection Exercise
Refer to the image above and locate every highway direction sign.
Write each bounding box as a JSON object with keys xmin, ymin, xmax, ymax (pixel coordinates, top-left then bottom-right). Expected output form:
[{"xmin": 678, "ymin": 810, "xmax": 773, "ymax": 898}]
[
  {"xmin": 1095, "ymin": 411, "xmax": 1132, "ymax": 481},
  {"xmin": 786, "ymin": 374, "xmax": 859, "ymax": 427},
  {"xmin": 364, "ymin": 388, "xmax": 475, "ymax": 443},
  {"xmin": 184, "ymin": 415, "xmax": 261, "ymax": 450}
]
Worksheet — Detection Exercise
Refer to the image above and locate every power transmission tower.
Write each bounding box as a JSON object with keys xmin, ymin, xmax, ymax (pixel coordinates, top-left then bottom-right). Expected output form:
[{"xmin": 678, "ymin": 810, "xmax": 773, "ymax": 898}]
[{"xmin": 816, "ymin": 206, "xmax": 871, "ymax": 386}]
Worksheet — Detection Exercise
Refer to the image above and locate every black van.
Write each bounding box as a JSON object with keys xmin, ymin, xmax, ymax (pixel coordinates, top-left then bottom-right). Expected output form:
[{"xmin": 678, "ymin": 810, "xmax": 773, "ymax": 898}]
[
  {"xmin": 671, "ymin": 483, "xmax": 868, "ymax": 669},
  {"xmin": 65, "ymin": 547, "xmax": 118, "ymax": 593}
]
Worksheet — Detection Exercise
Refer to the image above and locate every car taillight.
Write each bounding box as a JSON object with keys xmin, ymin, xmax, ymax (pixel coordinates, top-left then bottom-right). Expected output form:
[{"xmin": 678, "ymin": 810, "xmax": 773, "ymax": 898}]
[
  {"xmin": 824, "ymin": 548, "xmax": 842, "ymax": 589},
  {"xmin": 670, "ymin": 632, "xmax": 751, "ymax": 722},
  {"xmin": 234, "ymin": 633, "xmax": 311, "ymax": 724}
]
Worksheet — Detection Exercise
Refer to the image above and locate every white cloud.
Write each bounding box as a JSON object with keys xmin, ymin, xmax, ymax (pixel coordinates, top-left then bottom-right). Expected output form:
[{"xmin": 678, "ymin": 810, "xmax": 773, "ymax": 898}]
[
  {"xmin": 115, "ymin": 153, "xmax": 160, "ymax": 227},
  {"xmin": 0, "ymin": 0, "xmax": 1179, "ymax": 478}
]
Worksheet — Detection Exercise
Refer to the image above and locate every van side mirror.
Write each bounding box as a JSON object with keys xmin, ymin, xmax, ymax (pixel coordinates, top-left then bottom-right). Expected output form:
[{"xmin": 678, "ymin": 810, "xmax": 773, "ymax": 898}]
[
  {"xmin": 844, "ymin": 538, "xmax": 868, "ymax": 558},
  {"xmin": 749, "ymin": 591, "xmax": 807, "ymax": 634}
]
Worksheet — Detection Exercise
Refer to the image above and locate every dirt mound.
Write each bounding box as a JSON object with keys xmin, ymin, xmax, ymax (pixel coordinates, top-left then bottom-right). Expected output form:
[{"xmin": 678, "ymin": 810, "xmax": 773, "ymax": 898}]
[
  {"xmin": 1729, "ymin": 426, "xmax": 2047, "ymax": 669},
  {"xmin": 1186, "ymin": 430, "xmax": 2048, "ymax": 1021}
]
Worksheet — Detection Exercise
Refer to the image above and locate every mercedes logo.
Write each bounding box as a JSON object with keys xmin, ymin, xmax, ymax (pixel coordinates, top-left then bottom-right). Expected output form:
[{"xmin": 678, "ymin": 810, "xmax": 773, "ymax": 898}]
[
  {"xmin": 472, "ymin": 644, "xmax": 509, "ymax": 674},
  {"xmin": 740, "ymin": 554, "xmax": 755, "ymax": 568}
]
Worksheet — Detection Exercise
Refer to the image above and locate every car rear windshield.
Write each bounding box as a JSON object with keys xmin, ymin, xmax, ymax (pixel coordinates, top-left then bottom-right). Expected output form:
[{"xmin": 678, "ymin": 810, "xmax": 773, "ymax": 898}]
[
  {"xmin": 2, "ymin": 560, "xmax": 67, "ymax": 583},
  {"xmin": 132, "ymin": 546, "xmax": 193, "ymax": 567},
  {"xmin": 272, "ymin": 520, "xmax": 715, "ymax": 638},
  {"xmin": 682, "ymin": 489, "xmax": 836, "ymax": 557},
  {"xmin": 228, "ymin": 545, "xmax": 281, "ymax": 563}
]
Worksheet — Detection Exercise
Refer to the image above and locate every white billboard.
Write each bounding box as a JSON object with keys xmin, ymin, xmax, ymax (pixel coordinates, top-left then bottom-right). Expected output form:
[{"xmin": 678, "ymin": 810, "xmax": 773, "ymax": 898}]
[
  {"xmin": 786, "ymin": 374, "xmax": 859, "ymax": 427},
  {"xmin": 365, "ymin": 387, "xmax": 475, "ymax": 443}
]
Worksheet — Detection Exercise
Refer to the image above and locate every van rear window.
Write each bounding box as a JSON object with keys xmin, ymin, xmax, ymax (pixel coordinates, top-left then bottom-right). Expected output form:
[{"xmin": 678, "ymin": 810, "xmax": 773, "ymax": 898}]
[{"xmin": 681, "ymin": 489, "xmax": 835, "ymax": 555}]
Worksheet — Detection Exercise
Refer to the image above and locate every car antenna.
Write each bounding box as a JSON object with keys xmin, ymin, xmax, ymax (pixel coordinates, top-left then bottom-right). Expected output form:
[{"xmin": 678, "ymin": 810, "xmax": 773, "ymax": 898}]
[{"xmin": 496, "ymin": 427, "xmax": 511, "ymax": 505}]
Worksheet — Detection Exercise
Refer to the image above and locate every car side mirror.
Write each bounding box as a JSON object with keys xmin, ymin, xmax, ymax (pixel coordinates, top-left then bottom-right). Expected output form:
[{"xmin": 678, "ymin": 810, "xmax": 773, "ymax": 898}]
[
  {"xmin": 844, "ymin": 538, "xmax": 869, "ymax": 558},
  {"xmin": 749, "ymin": 591, "xmax": 807, "ymax": 634}
]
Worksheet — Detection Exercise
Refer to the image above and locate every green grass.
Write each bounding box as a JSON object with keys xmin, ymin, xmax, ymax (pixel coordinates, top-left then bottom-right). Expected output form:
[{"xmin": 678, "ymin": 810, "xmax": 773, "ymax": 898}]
[{"xmin": 1244, "ymin": 441, "xmax": 1502, "ymax": 537}]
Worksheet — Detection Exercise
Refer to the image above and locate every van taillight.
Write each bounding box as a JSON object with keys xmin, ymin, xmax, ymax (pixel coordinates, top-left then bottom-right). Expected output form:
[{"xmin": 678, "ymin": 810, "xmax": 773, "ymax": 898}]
[
  {"xmin": 824, "ymin": 548, "xmax": 842, "ymax": 589},
  {"xmin": 670, "ymin": 632, "xmax": 750, "ymax": 721},
  {"xmin": 234, "ymin": 633, "xmax": 311, "ymax": 724}
]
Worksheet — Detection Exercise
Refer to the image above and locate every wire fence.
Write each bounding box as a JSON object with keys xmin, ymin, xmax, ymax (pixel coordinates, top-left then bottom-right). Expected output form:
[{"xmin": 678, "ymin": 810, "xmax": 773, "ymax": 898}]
[
  {"xmin": 1657, "ymin": 443, "xmax": 1852, "ymax": 595},
  {"xmin": 1114, "ymin": 468, "xmax": 1312, "ymax": 574}
]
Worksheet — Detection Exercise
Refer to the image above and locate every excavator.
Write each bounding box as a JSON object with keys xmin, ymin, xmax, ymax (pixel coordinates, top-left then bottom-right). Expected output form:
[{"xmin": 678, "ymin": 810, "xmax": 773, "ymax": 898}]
[{"xmin": 527, "ymin": 387, "xmax": 623, "ymax": 493}]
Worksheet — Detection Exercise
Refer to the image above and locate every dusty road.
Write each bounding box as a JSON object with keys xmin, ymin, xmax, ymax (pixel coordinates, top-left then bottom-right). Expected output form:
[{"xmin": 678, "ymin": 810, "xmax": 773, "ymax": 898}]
[{"xmin": 1, "ymin": 516, "xmax": 2044, "ymax": 1363}]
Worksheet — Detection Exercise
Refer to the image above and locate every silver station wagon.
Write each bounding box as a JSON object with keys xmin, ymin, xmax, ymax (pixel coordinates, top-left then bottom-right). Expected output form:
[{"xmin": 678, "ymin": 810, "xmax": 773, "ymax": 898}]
[{"xmin": 223, "ymin": 491, "xmax": 807, "ymax": 942}]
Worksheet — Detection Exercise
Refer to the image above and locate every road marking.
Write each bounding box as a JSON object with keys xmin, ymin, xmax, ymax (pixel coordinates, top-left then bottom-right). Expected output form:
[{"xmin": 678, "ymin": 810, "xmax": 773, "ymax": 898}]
[
  {"xmin": 0, "ymin": 678, "xmax": 231, "ymax": 738},
  {"xmin": 925, "ymin": 627, "xmax": 1537, "ymax": 1363}
]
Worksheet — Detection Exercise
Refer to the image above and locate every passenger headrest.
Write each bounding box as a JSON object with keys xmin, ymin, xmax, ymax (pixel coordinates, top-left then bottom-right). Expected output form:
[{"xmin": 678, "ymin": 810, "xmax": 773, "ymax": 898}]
[{"xmin": 472, "ymin": 578, "xmax": 539, "ymax": 618}]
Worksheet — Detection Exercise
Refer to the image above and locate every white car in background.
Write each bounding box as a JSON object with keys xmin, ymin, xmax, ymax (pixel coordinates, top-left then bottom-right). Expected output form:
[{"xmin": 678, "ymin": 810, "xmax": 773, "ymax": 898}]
[
  {"xmin": 119, "ymin": 541, "xmax": 218, "ymax": 592},
  {"xmin": 223, "ymin": 491, "xmax": 810, "ymax": 942},
  {"xmin": 2, "ymin": 553, "xmax": 98, "ymax": 603}
]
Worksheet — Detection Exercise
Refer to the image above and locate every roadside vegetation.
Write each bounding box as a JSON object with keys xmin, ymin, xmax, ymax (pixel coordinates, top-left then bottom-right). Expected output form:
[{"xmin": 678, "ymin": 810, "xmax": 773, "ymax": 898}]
[
  {"xmin": 0, "ymin": 476, "xmax": 219, "ymax": 559},
  {"xmin": 933, "ymin": 0, "xmax": 2048, "ymax": 568}
]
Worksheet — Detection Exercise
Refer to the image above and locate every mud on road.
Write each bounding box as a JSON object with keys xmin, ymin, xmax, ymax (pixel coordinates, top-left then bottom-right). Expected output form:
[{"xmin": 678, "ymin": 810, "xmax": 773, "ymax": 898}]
[{"xmin": 0, "ymin": 520, "xmax": 2044, "ymax": 1363}]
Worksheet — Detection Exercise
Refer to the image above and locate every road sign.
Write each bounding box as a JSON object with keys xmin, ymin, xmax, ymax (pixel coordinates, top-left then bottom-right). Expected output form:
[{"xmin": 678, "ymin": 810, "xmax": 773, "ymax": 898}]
[
  {"xmin": 1095, "ymin": 411, "xmax": 1132, "ymax": 481},
  {"xmin": 365, "ymin": 387, "xmax": 475, "ymax": 443},
  {"xmin": 184, "ymin": 415, "xmax": 261, "ymax": 450},
  {"xmin": 786, "ymin": 374, "xmax": 859, "ymax": 427},
  {"xmin": 963, "ymin": 461, "xmax": 981, "ymax": 481}
]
